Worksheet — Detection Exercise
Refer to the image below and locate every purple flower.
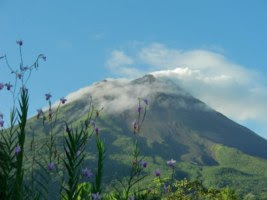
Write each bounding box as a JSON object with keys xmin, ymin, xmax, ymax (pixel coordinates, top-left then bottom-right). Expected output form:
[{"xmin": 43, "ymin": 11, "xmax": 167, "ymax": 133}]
[
  {"xmin": 45, "ymin": 93, "xmax": 52, "ymax": 101},
  {"xmin": 16, "ymin": 40, "xmax": 23, "ymax": 46},
  {"xmin": 167, "ymin": 159, "xmax": 176, "ymax": 167},
  {"xmin": 0, "ymin": 120, "xmax": 4, "ymax": 127},
  {"xmin": 5, "ymin": 83, "xmax": 13, "ymax": 91},
  {"xmin": 82, "ymin": 168, "xmax": 93, "ymax": 179},
  {"xmin": 92, "ymin": 192, "xmax": 101, "ymax": 200},
  {"xmin": 0, "ymin": 113, "xmax": 3, "ymax": 119},
  {"xmin": 95, "ymin": 127, "xmax": 99, "ymax": 135},
  {"xmin": 48, "ymin": 163, "xmax": 55, "ymax": 171},
  {"xmin": 155, "ymin": 169, "xmax": 161, "ymax": 177},
  {"xmin": 129, "ymin": 195, "xmax": 134, "ymax": 200},
  {"xmin": 15, "ymin": 145, "xmax": 21, "ymax": 156},
  {"xmin": 0, "ymin": 83, "xmax": 4, "ymax": 90},
  {"xmin": 60, "ymin": 97, "xmax": 67, "ymax": 104},
  {"xmin": 37, "ymin": 109, "xmax": 43, "ymax": 119},
  {"xmin": 143, "ymin": 98, "xmax": 148, "ymax": 105},
  {"xmin": 140, "ymin": 160, "xmax": 147, "ymax": 168},
  {"xmin": 137, "ymin": 106, "xmax": 142, "ymax": 113}
]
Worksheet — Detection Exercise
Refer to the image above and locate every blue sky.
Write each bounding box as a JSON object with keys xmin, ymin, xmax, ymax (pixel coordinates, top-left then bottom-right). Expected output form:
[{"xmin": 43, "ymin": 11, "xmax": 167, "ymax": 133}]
[{"xmin": 1, "ymin": 1, "xmax": 267, "ymax": 138}]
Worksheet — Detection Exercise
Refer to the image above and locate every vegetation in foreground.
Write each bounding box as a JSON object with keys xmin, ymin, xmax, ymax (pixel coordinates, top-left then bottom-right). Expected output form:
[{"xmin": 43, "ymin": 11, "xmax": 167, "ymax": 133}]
[{"xmin": 0, "ymin": 41, "xmax": 242, "ymax": 199}]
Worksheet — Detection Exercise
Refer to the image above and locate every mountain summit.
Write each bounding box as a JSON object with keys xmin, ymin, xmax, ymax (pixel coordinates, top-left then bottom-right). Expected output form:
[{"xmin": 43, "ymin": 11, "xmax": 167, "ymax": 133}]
[{"xmin": 131, "ymin": 74, "xmax": 156, "ymax": 84}]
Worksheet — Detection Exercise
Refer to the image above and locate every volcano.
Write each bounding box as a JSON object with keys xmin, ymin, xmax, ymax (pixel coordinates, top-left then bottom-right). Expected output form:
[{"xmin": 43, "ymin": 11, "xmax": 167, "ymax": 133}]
[{"xmin": 27, "ymin": 74, "xmax": 267, "ymax": 198}]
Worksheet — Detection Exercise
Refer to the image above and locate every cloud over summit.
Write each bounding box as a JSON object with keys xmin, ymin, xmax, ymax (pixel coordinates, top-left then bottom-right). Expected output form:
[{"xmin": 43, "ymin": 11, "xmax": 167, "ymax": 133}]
[
  {"xmin": 106, "ymin": 43, "xmax": 267, "ymax": 134},
  {"xmin": 63, "ymin": 75, "xmax": 198, "ymax": 116}
]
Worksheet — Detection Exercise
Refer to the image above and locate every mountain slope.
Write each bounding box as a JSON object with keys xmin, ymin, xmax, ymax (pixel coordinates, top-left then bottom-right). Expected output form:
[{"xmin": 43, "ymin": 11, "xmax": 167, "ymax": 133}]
[{"xmin": 26, "ymin": 74, "xmax": 267, "ymax": 198}]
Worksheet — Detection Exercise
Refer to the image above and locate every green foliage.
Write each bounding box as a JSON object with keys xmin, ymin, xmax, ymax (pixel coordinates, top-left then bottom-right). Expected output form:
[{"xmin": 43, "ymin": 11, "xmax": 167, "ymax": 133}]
[
  {"xmin": 0, "ymin": 140, "xmax": 9, "ymax": 199},
  {"xmin": 77, "ymin": 182, "xmax": 92, "ymax": 200},
  {"xmin": 92, "ymin": 136, "xmax": 105, "ymax": 194},
  {"xmin": 211, "ymin": 144, "xmax": 267, "ymax": 176},
  {"xmin": 111, "ymin": 141, "xmax": 148, "ymax": 200},
  {"xmin": 61, "ymin": 123, "xmax": 90, "ymax": 200},
  {"xmin": 15, "ymin": 88, "xmax": 29, "ymax": 199},
  {"xmin": 200, "ymin": 144, "xmax": 267, "ymax": 197},
  {"xmin": 77, "ymin": 177, "xmax": 239, "ymax": 200},
  {"xmin": 0, "ymin": 90, "xmax": 29, "ymax": 200},
  {"xmin": 0, "ymin": 109, "xmax": 17, "ymax": 199}
]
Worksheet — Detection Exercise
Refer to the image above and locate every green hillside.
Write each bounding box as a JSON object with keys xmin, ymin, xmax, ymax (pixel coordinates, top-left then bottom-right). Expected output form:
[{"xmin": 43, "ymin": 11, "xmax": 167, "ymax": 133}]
[{"xmin": 202, "ymin": 144, "xmax": 267, "ymax": 198}]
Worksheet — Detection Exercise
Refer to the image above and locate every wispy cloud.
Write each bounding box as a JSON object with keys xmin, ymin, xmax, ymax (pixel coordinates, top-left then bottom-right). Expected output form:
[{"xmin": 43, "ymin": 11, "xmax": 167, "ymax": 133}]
[
  {"xmin": 107, "ymin": 50, "xmax": 133, "ymax": 67},
  {"xmin": 106, "ymin": 50, "xmax": 143, "ymax": 78},
  {"xmin": 106, "ymin": 43, "xmax": 267, "ymax": 134}
]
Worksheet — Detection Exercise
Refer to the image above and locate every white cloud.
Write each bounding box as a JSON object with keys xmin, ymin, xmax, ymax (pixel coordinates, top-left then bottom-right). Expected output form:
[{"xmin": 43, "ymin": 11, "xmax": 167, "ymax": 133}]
[
  {"xmin": 106, "ymin": 50, "xmax": 143, "ymax": 78},
  {"xmin": 107, "ymin": 50, "xmax": 133, "ymax": 67},
  {"xmin": 106, "ymin": 43, "xmax": 267, "ymax": 138}
]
